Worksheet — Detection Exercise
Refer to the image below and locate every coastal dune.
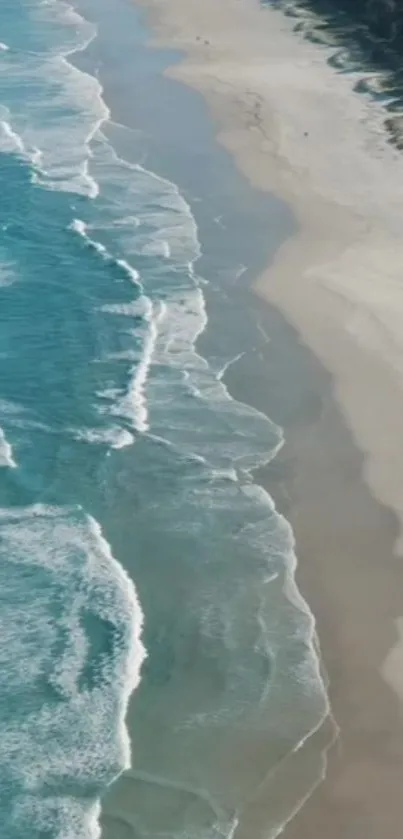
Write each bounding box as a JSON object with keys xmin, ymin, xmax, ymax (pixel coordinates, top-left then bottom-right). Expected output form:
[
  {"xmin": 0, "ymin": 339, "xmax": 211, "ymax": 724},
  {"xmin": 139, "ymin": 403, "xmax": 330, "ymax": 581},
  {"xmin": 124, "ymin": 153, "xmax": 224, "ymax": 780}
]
[{"xmin": 132, "ymin": 0, "xmax": 403, "ymax": 836}]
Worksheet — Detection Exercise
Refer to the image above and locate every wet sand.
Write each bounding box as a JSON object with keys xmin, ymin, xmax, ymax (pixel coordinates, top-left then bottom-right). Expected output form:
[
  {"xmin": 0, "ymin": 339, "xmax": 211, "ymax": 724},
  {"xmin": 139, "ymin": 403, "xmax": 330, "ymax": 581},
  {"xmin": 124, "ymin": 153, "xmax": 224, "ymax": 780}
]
[
  {"xmin": 274, "ymin": 367, "xmax": 403, "ymax": 839},
  {"xmin": 127, "ymin": 0, "xmax": 403, "ymax": 836}
]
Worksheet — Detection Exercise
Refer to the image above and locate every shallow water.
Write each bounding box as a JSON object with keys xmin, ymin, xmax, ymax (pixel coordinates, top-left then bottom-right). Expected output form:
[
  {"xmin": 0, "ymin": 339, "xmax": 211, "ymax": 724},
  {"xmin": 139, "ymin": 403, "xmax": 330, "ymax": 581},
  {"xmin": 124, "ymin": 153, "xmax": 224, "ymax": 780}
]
[{"xmin": 0, "ymin": 2, "xmax": 329, "ymax": 837}]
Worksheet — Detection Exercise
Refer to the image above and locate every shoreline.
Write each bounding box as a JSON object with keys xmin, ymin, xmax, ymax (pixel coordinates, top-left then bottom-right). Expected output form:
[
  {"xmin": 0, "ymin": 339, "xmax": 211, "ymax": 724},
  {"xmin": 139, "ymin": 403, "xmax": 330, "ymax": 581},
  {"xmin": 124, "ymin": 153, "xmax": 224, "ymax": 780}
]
[
  {"xmin": 82, "ymin": 7, "xmax": 332, "ymax": 839},
  {"xmin": 130, "ymin": 0, "xmax": 403, "ymax": 836},
  {"xmin": 136, "ymin": 0, "xmax": 403, "ymax": 547}
]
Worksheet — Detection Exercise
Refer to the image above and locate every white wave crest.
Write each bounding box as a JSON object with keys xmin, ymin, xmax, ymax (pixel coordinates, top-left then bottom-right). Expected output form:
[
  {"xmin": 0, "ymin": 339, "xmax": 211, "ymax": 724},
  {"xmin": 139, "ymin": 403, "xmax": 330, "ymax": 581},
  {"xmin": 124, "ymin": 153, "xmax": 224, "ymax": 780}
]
[
  {"xmin": 70, "ymin": 216, "xmax": 160, "ymax": 434},
  {"xmin": 0, "ymin": 116, "xmax": 25, "ymax": 156},
  {"xmin": 0, "ymin": 0, "xmax": 103, "ymax": 196},
  {"xmin": 112, "ymin": 298, "xmax": 166, "ymax": 433},
  {"xmin": 0, "ymin": 504, "xmax": 145, "ymax": 838},
  {"xmin": 0, "ymin": 428, "xmax": 16, "ymax": 468}
]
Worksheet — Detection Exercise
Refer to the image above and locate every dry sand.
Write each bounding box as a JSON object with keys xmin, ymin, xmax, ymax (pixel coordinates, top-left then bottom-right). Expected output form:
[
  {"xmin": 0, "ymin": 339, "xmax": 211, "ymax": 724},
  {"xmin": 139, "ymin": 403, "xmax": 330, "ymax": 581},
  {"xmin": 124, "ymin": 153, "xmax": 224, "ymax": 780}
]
[{"xmin": 125, "ymin": 0, "xmax": 403, "ymax": 835}]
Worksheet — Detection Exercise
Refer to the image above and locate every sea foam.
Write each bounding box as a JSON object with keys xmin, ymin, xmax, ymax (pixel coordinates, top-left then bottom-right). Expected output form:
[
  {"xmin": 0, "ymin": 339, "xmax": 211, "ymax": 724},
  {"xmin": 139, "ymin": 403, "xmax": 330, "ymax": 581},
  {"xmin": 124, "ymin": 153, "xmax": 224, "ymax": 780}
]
[
  {"xmin": 0, "ymin": 0, "xmax": 105, "ymax": 196},
  {"xmin": 0, "ymin": 4, "xmax": 333, "ymax": 839},
  {"xmin": 70, "ymin": 216, "xmax": 159, "ymax": 434},
  {"xmin": 0, "ymin": 504, "xmax": 145, "ymax": 838},
  {"xmin": 0, "ymin": 427, "xmax": 16, "ymax": 468}
]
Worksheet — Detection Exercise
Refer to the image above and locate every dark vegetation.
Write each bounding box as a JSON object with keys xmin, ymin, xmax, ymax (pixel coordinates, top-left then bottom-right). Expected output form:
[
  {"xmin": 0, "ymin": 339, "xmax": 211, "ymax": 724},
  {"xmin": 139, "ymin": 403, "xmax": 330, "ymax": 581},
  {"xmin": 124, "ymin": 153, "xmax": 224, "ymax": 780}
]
[{"xmin": 262, "ymin": 0, "xmax": 403, "ymax": 147}]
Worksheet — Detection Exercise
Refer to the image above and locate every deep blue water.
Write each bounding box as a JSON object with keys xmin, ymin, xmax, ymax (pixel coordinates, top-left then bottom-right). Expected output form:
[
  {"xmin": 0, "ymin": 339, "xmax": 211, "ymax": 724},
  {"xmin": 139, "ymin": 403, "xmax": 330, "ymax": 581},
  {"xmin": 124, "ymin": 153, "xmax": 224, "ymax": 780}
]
[{"xmin": 0, "ymin": 2, "xmax": 328, "ymax": 837}]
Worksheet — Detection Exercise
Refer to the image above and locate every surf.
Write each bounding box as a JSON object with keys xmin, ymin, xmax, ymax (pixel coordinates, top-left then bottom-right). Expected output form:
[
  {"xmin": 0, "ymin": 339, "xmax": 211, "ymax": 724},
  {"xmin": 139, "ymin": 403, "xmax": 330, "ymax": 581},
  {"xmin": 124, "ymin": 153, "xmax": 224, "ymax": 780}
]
[{"xmin": 0, "ymin": 2, "xmax": 331, "ymax": 838}]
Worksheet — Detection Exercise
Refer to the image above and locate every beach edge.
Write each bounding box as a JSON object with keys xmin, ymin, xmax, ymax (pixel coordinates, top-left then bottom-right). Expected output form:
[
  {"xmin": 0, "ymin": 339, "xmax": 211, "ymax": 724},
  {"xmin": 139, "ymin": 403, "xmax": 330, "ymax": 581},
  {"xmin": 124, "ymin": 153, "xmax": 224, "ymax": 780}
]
[{"xmin": 126, "ymin": 1, "xmax": 403, "ymax": 836}]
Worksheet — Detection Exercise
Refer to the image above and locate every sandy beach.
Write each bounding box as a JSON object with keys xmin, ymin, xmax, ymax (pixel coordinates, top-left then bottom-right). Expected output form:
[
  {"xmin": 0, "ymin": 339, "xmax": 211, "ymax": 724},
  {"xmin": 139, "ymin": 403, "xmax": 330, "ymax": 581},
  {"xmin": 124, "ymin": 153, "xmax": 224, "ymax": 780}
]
[{"xmin": 126, "ymin": 0, "xmax": 403, "ymax": 836}]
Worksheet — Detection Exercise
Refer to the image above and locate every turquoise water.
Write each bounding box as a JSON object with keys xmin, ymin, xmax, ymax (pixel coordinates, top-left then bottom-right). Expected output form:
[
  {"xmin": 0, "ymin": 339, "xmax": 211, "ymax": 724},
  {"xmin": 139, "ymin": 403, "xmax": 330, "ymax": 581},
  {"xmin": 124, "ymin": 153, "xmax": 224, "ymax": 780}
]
[{"xmin": 0, "ymin": 2, "xmax": 328, "ymax": 837}]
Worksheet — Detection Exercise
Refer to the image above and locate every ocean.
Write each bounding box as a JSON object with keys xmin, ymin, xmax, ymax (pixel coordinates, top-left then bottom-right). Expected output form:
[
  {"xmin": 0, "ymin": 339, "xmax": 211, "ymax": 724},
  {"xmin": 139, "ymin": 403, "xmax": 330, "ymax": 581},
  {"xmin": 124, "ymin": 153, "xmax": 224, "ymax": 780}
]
[{"xmin": 0, "ymin": 1, "xmax": 331, "ymax": 838}]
